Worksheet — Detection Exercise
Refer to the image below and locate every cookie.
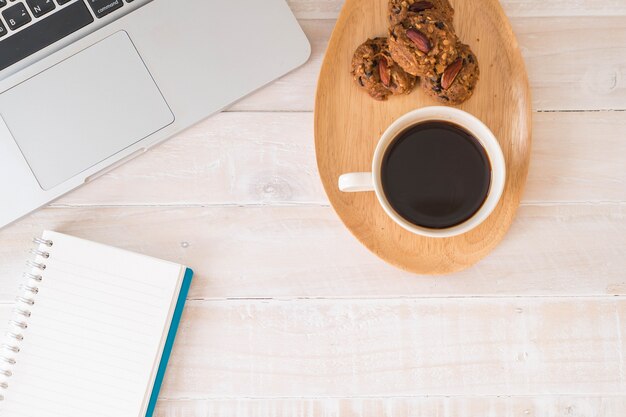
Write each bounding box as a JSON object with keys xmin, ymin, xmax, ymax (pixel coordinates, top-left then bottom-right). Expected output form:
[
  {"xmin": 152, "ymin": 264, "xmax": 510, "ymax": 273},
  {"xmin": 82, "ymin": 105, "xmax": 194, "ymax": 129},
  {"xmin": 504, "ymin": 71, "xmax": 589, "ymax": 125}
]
[
  {"xmin": 388, "ymin": 10, "xmax": 458, "ymax": 78},
  {"xmin": 422, "ymin": 43, "xmax": 479, "ymax": 104},
  {"xmin": 388, "ymin": 0, "xmax": 454, "ymax": 27},
  {"xmin": 351, "ymin": 37, "xmax": 417, "ymax": 101}
]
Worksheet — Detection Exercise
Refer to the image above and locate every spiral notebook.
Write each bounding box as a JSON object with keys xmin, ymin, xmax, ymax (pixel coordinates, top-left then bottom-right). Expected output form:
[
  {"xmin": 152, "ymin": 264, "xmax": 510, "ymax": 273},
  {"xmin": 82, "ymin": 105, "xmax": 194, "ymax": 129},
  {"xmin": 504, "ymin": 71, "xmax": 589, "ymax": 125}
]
[{"xmin": 0, "ymin": 231, "xmax": 193, "ymax": 417}]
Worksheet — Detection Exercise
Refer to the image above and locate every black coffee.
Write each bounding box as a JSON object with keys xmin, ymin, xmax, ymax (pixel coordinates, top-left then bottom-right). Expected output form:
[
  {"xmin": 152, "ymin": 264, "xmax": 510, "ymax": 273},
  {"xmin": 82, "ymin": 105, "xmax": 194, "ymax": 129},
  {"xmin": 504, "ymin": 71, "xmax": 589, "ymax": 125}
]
[{"xmin": 381, "ymin": 121, "xmax": 491, "ymax": 229}]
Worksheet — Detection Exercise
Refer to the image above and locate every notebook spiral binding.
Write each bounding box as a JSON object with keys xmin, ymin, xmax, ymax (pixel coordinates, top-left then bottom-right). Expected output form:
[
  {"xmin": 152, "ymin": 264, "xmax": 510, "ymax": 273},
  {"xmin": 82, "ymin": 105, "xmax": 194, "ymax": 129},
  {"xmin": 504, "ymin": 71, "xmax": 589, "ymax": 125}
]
[{"xmin": 0, "ymin": 237, "xmax": 53, "ymax": 401}]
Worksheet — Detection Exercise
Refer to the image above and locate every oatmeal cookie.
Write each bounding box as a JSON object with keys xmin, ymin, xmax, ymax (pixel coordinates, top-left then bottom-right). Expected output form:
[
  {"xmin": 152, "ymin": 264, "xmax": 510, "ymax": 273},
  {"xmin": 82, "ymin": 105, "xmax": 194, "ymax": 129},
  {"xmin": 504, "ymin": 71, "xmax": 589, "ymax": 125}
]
[
  {"xmin": 388, "ymin": 0, "xmax": 454, "ymax": 27},
  {"xmin": 422, "ymin": 43, "xmax": 479, "ymax": 104},
  {"xmin": 351, "ymin": 37, "xmax": 417, "ymax": 101},
  {"xmin": 388, "ymin": 10, "xmax": 458, "ymax": 78}
]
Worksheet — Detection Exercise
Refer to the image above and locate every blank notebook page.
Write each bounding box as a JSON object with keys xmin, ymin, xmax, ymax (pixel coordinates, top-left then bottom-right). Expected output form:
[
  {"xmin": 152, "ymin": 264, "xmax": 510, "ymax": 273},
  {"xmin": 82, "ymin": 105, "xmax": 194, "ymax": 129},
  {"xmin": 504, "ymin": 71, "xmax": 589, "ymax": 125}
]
[{"xmin": 2, "ymin": 231, "xmax": 185, "ymax": 417}]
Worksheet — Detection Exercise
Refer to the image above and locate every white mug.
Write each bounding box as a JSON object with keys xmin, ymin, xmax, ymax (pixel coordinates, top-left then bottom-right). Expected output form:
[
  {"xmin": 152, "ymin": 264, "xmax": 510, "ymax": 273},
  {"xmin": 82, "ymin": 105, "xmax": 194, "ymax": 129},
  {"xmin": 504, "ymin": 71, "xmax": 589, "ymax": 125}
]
[{"xmin": 338, "ymin": 107, "xmax": 506, "ymax": 238}]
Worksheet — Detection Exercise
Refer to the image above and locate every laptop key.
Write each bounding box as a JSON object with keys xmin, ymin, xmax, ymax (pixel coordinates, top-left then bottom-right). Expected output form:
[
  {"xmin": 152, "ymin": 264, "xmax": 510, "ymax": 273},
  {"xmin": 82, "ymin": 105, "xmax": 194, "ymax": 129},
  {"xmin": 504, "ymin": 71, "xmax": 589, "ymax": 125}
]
[
  {"xmin": 86, "ymin": 0, "xmax": 123, "ymax": 18},
  {"xmin": 0, "ymin": 20, "xmax": 6, "ymax": 38},
  {"xmin": 57, "ymin": 0, "xmax": 73, "ymax": 4},
  {"xmin": 2, "ymin": 3, "xmax": 32, "ymax": 31},
  {"xmin": 0, "ymin": 0, "xmax": 93, "ymax": 71},
  {"xmin": 26, "ymin": 0, "xmax": 55, "ymax": 18}
]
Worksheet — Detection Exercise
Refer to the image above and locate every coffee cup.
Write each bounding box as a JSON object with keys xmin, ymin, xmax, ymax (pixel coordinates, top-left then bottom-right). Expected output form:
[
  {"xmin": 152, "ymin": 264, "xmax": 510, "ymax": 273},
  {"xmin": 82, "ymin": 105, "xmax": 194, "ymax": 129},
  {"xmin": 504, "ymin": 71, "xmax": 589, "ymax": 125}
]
[{"xmin": 339, "ymin": 107, "xmax": 506, "ymax": 238}]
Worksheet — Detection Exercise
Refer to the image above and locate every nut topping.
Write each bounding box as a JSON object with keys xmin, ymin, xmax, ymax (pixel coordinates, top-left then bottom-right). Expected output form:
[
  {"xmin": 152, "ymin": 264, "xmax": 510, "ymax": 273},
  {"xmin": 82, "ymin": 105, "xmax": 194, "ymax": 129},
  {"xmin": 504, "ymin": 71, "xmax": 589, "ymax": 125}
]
[
  {"xmin": 406, "ymin": 29, "xmax": 431, "ymax": 53},
  {"xmin": 441, "ymin": 58, "xmax": 463, "ymax": 89},
  {"xmin": 378, "ymin": 59, "xmax": 391, "ymax": 87},
  {"xmin": 408, "ymin": 1, "xmax": 434, "ymax": 12}
]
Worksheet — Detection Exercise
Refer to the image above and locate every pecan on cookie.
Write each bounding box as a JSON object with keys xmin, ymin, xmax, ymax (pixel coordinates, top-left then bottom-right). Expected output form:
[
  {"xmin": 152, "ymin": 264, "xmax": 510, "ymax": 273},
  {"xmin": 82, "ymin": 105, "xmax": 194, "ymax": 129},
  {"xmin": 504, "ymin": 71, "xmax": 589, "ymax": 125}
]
[
  {"xmin": 388, "ymin": 0, "xmax": 454, "ymax": 27},
  {"xmin": 351, "ymin": 37, "xmax": 417, "ymax": 101},
  {"xmin": 422, "ymin": 42, "xmax": 479, "ymax": 104},
  {"xmin": 388, "ymin": 10, "xmax": 458, "ymax": 78}
]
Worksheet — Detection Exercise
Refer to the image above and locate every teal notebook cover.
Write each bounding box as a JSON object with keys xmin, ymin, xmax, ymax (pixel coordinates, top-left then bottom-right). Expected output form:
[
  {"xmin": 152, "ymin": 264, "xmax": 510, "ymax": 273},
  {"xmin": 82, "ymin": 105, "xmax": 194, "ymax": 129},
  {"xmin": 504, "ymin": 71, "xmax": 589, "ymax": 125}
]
[{"xmin": 145, "ymin": 268, "xmax": 193, "ymax": 417}]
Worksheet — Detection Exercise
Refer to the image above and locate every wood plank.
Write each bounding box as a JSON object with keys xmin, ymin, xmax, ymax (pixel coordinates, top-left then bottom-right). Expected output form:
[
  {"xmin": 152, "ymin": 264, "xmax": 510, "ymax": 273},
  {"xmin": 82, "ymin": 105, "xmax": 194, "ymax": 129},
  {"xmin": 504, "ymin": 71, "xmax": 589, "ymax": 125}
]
[
  {"xmin": 122, "ymin": 299, "xmax": 626, "ymax": 396},
  {"xmin": 288, "ymin": 0, "xmax": 344, "ymax": 19},
  {"xmin": 526, "ymin": 111, "xmax": 626, "ymax": 203},
  {"xmin": 0, "ymin": 298, "xmax": 623, "ymax": 398},
  {"xmin": 54, "ymin": 111, "xmax": 626, "ymax": 207},
  {"xmin": 1, "ymin": 204, "xmax": 625, "ymax": 300},
  {"xmin": 287, "ymin": 0, "xmax": 626, "ymax": 19},
  {"xmin": 230, "ymin": 18, "xmax": 626, "ymax": 112},
  {"xmin": 499, "ymin": 0, "xmax": 626, "ymax": 17},
  {"xmin": 154, "ymin": 397, "xmax": 626, "ymax": 416},
  {"xmin": 516, "ymin": 17, "xmax": 626, "ymax": 111}
]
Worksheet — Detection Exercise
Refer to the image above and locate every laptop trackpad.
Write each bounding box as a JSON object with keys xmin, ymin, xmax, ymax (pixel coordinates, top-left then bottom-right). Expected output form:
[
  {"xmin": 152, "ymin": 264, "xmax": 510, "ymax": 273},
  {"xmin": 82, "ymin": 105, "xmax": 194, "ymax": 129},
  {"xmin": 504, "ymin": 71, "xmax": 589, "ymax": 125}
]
[{"xmin": 0, "ymin": 31, "xmax": 174, "ymax": 190}]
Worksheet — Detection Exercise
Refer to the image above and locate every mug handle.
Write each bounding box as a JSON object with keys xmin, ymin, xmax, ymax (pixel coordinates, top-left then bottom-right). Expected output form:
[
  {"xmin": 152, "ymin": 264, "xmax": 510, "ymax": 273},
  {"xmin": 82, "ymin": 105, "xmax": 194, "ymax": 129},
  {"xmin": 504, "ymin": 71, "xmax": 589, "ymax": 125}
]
[{"xmin": 338, "ymin": 173, "xmax": 374, "ymax": 192}]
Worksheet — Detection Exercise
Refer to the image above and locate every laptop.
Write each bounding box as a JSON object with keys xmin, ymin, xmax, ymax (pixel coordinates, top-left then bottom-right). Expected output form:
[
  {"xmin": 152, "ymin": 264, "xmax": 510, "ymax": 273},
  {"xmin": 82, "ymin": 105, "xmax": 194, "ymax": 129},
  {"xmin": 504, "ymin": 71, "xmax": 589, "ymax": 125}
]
[{"xmin": 0, "ymin": 0, "xmax": 310, "ymax": 228}]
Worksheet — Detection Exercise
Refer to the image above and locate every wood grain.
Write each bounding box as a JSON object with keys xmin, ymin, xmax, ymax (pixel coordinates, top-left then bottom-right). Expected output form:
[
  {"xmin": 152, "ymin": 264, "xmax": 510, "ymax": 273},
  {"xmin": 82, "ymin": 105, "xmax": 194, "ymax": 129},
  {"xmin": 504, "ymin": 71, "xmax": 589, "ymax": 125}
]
[
  {"xmin": 52, "ymin": 111, "xmax": 626, "ymax": 207},
  {"xmin": 525, "ymin": 111, "xmax": 626, "ymax": 203},
  {"xmin": 315, "ymin": 0, "xmax": 532, "ymax": 274},
  {"xmin": 231, "ymin": 18, "xmax": 626, "ymax": 112},
  {"xmin": 136, "ymin": 299, "xmax": 626, "ymax": 396},
  {"xmin": 517, "ymin": 17, "xmax": 626, "ymax": 111},
  {"xmin": 154, "ymin": 397, "xmax": 626, "ymax": 417},
  {"xmin": 2, "ymin": 298, "xmax": 622, "ymax": 398},
  {"xmin": 287, "ymin": 0, "xmax": 626, "ymax": 19},
  {"xmin": 1, "ymin": 205, "xmax": 625, "ymax": 301}
]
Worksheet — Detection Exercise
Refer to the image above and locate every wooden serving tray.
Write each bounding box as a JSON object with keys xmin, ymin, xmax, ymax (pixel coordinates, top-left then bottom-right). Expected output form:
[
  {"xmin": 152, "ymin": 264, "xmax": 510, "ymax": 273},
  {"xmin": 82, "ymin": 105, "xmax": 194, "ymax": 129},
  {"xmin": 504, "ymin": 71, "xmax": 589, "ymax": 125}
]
[{"xmin": 314, "ymin": 0, "xmax": 532, "ymax": 274}]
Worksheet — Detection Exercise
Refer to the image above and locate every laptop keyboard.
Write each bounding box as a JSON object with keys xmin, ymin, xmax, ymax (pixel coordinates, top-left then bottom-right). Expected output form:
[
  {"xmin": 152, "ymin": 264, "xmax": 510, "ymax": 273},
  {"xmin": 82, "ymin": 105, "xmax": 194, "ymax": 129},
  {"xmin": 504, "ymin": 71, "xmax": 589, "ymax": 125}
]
[{"xmin": 0, "ymin": 0, "xmax": 147, "ymax": 72}]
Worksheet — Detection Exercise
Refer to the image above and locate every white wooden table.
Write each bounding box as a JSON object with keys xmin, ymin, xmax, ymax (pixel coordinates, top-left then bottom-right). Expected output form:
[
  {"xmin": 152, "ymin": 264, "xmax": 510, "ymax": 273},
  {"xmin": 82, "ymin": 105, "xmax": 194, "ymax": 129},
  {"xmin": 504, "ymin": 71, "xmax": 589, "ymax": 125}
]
[{"xmin": 1, "ymin": 1, "xmax": 626, "ymax": 415}]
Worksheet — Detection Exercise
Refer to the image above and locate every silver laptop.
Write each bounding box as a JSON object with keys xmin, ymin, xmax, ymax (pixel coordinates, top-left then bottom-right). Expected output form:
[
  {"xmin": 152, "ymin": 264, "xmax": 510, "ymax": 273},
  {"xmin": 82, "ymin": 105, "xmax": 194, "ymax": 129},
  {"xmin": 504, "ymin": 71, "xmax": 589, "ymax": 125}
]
[{"xmin": 0, "ymin": 0, "xmax": 310, "ymax": 228}]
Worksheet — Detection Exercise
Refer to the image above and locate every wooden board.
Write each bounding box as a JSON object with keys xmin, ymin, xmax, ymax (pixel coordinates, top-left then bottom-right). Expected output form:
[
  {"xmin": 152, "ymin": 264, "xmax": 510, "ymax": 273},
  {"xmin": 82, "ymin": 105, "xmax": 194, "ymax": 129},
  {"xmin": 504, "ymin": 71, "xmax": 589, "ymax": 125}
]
[
  {"xmin": 1, "ymin": 204, "xmax": 626, "ymax": 301},
  {"xmin": 52, "ymin": 112, "xmax": 626, "ymax": 207},
  {"xmin": 153, "ymin": 397, "xmax": 626, "ymax": 417},
  {"xmin": 2, "ymin": 297, "xmax": 622, "ymax": 398},
  {"xmin": 130, "ymin": 298, "xmax": 626, "ymax": 396},
  {"xmin": 287, "ymin": 0, "xmax": 626, "ymax": 19},
  {"xmin": 314, "ymin": 0, "xmax": 532, "ymax": 274},
  {"xmin": 155, "ymin": 395, "xmax": 626, "ymax": 417},
  {"xmin": 232, "ymin": 18, "xmax": 626, "ymax": 113}
]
